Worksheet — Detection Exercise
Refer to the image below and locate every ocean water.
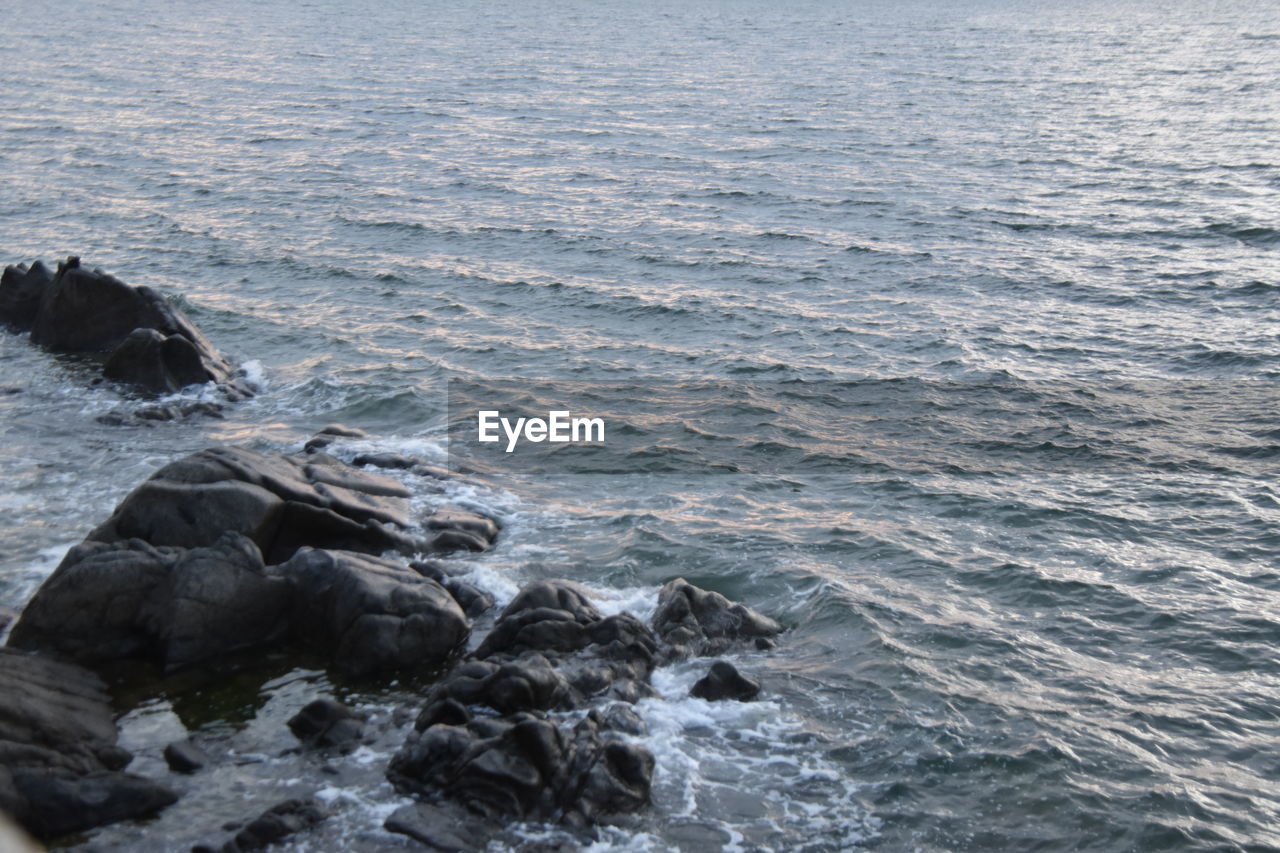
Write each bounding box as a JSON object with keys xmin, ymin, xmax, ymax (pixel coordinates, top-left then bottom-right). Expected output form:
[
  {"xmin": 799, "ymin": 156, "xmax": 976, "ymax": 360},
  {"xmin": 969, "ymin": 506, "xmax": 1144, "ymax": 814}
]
[{"xmin": 2, "ymin": 0, "xmax": 1279, "ymax": 849}]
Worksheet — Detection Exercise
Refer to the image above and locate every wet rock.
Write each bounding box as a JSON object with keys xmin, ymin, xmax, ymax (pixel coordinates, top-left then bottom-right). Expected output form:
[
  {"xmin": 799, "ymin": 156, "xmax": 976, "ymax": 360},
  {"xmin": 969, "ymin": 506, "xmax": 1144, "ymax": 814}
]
[
  {"xmin": 8, "ymin": 533, "xmax": 291, "ymax": 670},
  {"xmin": 384, "ymin": 800, "xmax": 496, "ymax": 852},
  {"xmin": 690, "ymin": 660, "xmax": 760, "ymax": 702},
  {"xmin": 424, "ymin": 507, "xmax": 500, "ymax": 549},
  {"xmin": 651, "ymin": 578, "xmax": 783, "ymax": 658},
  {"xmin": 287, "ymin": 698, "xmax": 366, "ymax": 750},
  {"xmin": 0, "ymin": 648, "xmax": 176, "ymax": 840},
  {"xmin": 442, "ymin": 578, "xmax": 495, "ymax": 617},
  {"xmin": 353, "ymin": 451, "xmax": 418, "ymax": 470},
  {"xmin": 20, "ymin": 257, "xmax": 250, "ymax": 397},
  {"xmin": 97, "ymin": 401, "xmax": 226, "ymax": 426},
  {"xmin": 196, "ymin": 797, "xmax": 326, "ymax": 852},
  {"xmin": 83, "ymin": 446, "xmax": 429, "ymax": 563},
  {"xmin": 0, "ymin": 260, "xmax": 54, "ymax": 331},
  {"xmin": 163, "ymin": 740, "xmax": 209, "ymax": 774},
  {"xmin": 317, "ymin": 423, "xmax": 366, "ymax": 438},
  {"xmin": 280, "ymin": 549, "xmax": 468, "ymax": 677},
  {"xmin": 414, "ymin": 653, "xmax": 576, "ymax": 728},
  {"xmin": 388, "ymin": 710, "xmax": 652, "ymax": 826}
]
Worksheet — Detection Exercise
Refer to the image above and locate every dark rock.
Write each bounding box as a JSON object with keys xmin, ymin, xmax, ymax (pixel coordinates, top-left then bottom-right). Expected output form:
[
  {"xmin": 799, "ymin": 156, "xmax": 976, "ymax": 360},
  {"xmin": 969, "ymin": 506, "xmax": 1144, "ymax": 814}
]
[
  {"xmin": 414, "ymin": 653, "xmax": 575, "ymax": 729},
  {"xmin": 388, "ymin": 710, "xmax": 652, "ymax": 825},
  {"xmin": 0, "ymin": 260, "xmax": 54, "ymax": 331},
  {"xmin": 21, "ymin": 257, "xmax": 250, "ymax": 397},
  {"xmin": 84, "ymin": 446, "xmax": 428, "ymax": 562},
  {"xmin": 280, "ymin": 549, "xmax": 468, "ymax": 677},
  {"xmin": 9, "ymin": 533, "xmax": 291, "ymax": 671},
  {"xmin": 163, "ymin": 740, "xmax": 209, "ymax": 773},
  {"xmin": 651, "ymin": 578, "xmax": 783, "ymax": 658},
  {"xmin": 442, "ymin": 578, "xmax": 495, "ymax": 617},
  {"xmin": 423, "ymin": 507, "xmax": 500, "ymax": 549},
  {"xmin": 8, "ymin": 768, "xmax": 178, "ymax": 839},
  {"xmin": 475, "ymin": 580, "xmax": 602, "ymax": 659},
  {"xmin": 317, "ymin": 423, "xmax": 366, "ymax": 438},
  {"xmin": 690, "ymin": 660, "xmax": 761, "ymax": 702},
  {"xmin": 0, "ymin": 648, "xmax": 176, "ymax": 840},
  {"xmin": 216, "ymin": 798, "xmax": 326, "ymax": 852},
  {"xmin": 353, "ymin": 451, "xmax": 418, "ymax": 470},
  {"xmin": 384, "ymin": 800, "xmax": 496, "ymax": 852},
  {"xmin": 287, "ymin": 698, "xmax": 366, "ymax": 750},
  {"xmin": 97, "ymin": 401, "xmax": 225, "ymax": 426}
]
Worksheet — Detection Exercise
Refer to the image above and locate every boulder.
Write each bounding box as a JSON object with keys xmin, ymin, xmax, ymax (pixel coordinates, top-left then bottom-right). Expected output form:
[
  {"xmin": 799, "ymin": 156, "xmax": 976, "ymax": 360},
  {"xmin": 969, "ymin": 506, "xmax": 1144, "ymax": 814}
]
[
  {"xmin": 0, "ymin": 260, "xmax": 53, "ymax": 331},
  {"xmin": 84, "ymin": 446, "xmax": 427, "ymax": 563},
  {"xmin": 651, "ymin": 578, "xmax": 783, "ymax": 658},
  {"xmin": 0, "ymin": 648, "xmax": 176, "ymax": 840},
  {"xmin": 384, "ymin": 800, "xmax": 496, "ymax": 852},
  {"xmin": 280, "ymin": 549, "xmax": 468, "ymax": 678},
  {"xmin": 8, "ymin": 533, "xmax": 291, "ymax": 670},
  {"xmin": 690, "ymin": 660, "xmax": 760, "ymax": 702}
]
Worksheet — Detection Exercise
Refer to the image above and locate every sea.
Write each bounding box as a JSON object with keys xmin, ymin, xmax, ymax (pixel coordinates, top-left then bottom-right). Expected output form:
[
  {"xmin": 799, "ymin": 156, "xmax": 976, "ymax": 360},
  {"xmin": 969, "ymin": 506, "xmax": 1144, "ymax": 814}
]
[{"xmin": 1, "ymin": 0, "xmax": 1278, "ymax": 850}]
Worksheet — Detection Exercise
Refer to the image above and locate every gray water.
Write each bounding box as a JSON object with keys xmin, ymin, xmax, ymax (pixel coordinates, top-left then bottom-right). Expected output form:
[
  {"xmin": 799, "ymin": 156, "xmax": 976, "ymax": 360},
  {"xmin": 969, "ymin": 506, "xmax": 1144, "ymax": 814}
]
[{"xmin": 2, "ymin": 0, "xmax": 1279, "ymax": 849}]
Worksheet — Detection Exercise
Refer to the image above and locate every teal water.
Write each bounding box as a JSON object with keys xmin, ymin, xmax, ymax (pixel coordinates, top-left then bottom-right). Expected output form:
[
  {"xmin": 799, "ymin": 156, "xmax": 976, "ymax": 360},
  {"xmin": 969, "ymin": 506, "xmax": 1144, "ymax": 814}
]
[{"xmin": 2, "ymin": 0, "xmax": 1279, "ymax": 849}]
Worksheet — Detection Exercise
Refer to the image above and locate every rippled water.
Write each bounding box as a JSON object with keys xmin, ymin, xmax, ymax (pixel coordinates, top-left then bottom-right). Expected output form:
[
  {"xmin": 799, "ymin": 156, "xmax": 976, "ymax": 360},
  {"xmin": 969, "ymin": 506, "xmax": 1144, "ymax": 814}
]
[{"xmin": 2, "ymin": 0, "xmax": 1279, "ymax": 849}]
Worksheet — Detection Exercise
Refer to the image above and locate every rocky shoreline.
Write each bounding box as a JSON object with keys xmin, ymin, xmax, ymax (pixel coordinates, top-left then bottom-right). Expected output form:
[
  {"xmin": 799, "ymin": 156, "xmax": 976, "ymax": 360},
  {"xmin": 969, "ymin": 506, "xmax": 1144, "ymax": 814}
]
[{"xmin": 0, "ymin": 260, "xmax": 785, "ymax": 850}]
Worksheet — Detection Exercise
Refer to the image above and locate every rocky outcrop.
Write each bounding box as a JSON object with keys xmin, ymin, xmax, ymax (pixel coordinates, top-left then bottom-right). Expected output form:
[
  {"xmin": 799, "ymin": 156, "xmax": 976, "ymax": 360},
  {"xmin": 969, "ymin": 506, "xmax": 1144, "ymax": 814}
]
[
  {"xmin": 0, "ymin": 648, "xmax": 176, "ymax": 841},
  {"xmin": 194, "ymin": 798, "xmax": 327, "ymax": 853},
  {"xmin": 651, "ymin": 577, "xmax": 783, "ymax": 659},
  {"xmin": 8, "ymin": 446, "xmax": 494, "ymax": 677},
  {"xmin": 1, "ymin": 256, "xmax": 252, "ymax": 398}
]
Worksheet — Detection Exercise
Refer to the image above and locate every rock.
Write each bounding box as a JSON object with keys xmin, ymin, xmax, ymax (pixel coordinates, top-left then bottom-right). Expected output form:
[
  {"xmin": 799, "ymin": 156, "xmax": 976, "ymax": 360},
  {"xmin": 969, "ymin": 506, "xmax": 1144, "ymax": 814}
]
[
  {"xmin": 287, "ymin": 698, "xmax": 366, "ymax": 750},
  {"xmin": 21, "ymin": 257, "xmax": 250, "ymax": 397},
  {"xmin": 83, "ymin": 446, "xmax": 429, "ymax": 563},
  {"xmin": 690, "ymin": 661, "xmax": 760, "ymax": 702},
  {"xmin": 388, "ymin": 710, "xmax": 652, "ymax": 825},
  {"xmin": 0, "ymin": 648, "xmax": 176, "ymax": 840},
  {"xmin": 280, "ymin": 549, "xmax": 468, "ymax": 677},
  {"xmin": 651, "ymin": 578, "xmax": 783, "ymax": 658},
  {"xmin": 163, "ymin": 740, "xmax": 209, "ymax": 773},
  {"xmin": 413, "ymin": 653, "xmax": 575, "ymax": 729},
  {"xmin": 8, "ymin": 533, "xmax": 291, "ymax": 670},
  {"xmin": 103, "ymin": 327, "xmax": 217, "ymax": 394},
  {"xmin": 423, "ymin": 507, "xmax": 500, "ymax": 550},
  {"xmin": 384, "ymin": 800, "xmax": 496, "ymax": 852},
  {"xmin": 96, "ymin": 401, "xmax": 225, "ymax": 427},
  {"xmin": 0, "ymin": 260, "xmax": 54, "ymax": 331},
  {"xmin": 317, "ymin": 424, "xmax": 366, "ymax": 438},
  {"xmin": 353, "ymin": 451, "xmax": 417, "ymax": 470},
  {"xmin": 196, "ymin": 797, "xmax": 326, "ymax": 852}
]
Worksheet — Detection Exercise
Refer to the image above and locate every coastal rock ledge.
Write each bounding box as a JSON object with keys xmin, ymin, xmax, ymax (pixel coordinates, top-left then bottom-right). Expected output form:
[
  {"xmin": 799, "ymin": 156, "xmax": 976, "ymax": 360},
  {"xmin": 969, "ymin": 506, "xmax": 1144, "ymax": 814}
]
[{"xmin": 1, "ymin": 441, "xmax": 785, "ymax": 848}]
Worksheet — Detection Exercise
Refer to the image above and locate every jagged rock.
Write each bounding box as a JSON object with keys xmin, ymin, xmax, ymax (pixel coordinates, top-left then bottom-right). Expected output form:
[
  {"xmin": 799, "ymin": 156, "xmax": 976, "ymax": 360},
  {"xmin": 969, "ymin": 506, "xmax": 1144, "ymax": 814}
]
[
  {"xmin": 414, "ymin": 653, "xmax": 576, "ymax": 729},
  {"xmin": 0, "ymin": 260, "xmax": 54, "ymax": 330},
  {"xmin": 163, "ymin": 740, "xmax": 209, "ymax": 773},
  {"xmin": 8, "ymin": 533, "xmax": 291, "ymax": 670},
  {"xmin": 12, "ymin": 256, "xmax": 251, "ymax": 397},
  {"xmin": 388, "ymin": 709, "xmax": 652, "ymax": 825},
  {"xmin": 690, "ymin": 660, "xmax": 760, "ymax": 702},
  {"xmin": 280, "ymin": 549, "xmax": 468, "ymax": 677},
  {"xmin": 651, "ymin": 578, "xmax": 783, "ymax": 658},
  {"xmin": 287, "ymin": 698, "xmax": 366, "ymax": 750},
  {"xmin": 195, "ymin": 798, "xmax": 327, "ymax": 852},
  {"xmin": 0, "ymin": 648, "xmax": 176, "ymax": 840}
]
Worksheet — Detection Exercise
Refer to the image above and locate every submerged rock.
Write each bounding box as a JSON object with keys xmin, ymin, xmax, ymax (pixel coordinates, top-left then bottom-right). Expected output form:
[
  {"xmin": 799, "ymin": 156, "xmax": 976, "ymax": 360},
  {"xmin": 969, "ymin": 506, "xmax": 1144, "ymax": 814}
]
[
  {"xmin": 0, "ymin": 648, "xmax": 176, "ymax": 840},
  {"xmin": 163, "ymin": 740, "xmax": 210, "ymax": 774},
  {"xmin": 0, "ymin": 260, "xmax": 53, "ymax": 331}
]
